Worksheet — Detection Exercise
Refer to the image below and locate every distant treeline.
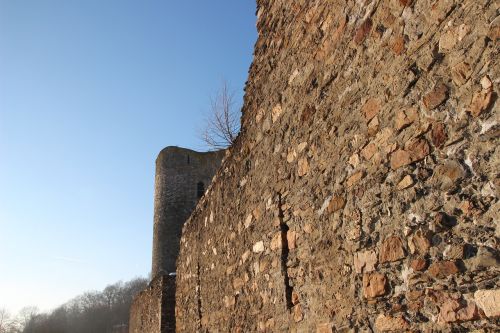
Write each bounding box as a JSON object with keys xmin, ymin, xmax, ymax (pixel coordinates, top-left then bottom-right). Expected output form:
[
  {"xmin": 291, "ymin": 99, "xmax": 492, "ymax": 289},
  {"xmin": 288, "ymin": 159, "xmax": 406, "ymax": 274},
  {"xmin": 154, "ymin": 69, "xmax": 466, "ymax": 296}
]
[{"xmin": 1, "ymin": 277, "xmax": 147, "ymax": 333}]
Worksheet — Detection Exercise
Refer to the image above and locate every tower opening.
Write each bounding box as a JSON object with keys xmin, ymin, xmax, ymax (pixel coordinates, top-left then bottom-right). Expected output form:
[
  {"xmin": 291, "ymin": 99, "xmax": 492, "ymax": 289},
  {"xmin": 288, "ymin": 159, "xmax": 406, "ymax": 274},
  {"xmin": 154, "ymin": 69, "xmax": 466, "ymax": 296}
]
[{"xmin": 197, "ymin": 181, "xmax": 205, "ymax": 199}]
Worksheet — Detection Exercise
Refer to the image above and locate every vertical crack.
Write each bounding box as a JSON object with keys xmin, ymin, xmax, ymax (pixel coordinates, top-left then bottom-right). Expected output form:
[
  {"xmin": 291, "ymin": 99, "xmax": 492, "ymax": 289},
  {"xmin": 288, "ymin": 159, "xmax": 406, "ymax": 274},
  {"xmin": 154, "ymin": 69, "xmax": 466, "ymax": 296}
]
[
  {"xmin": 196, "ymin": 261, "xmax": 202, "ymax": 330},
  {"xmin": 278, "ymin": 192, "xmax": 293, "ymax": 309}
]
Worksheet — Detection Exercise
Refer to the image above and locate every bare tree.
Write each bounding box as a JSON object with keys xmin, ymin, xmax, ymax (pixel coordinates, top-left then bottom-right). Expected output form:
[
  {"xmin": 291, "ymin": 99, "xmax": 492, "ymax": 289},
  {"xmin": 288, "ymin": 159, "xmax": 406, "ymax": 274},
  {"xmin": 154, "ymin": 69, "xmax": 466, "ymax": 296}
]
[
  {"xmin": 0, "ymin": 309, "xmax": 9, "ymax": 333},
  {"xmin": 200, "ymin": 81, "xmax": 240, "ymax": 149},
  {"xmin": 17, "ymin": 307, "xmax": 38, "ymax": 330},
  {"xmin": 20, "ymin": 277, "xmax": 148, "ymax": 333},
  {"xmin": 0, "ymin": 309, "xmax": 21, "ymax": 333}
]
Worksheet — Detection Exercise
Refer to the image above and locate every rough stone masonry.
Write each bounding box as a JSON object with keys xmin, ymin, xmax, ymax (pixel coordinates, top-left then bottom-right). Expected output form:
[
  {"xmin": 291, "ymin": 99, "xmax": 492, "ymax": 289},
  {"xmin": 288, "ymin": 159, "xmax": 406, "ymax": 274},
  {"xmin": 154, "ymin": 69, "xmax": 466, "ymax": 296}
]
[
  {"xmin": 151, "ymin": 146, "xmax": 224, "ymax": 278},
  {"xmin": 130, "ymin": 147, "xmax": 223, "ymax": 333},
  {"xmin": 175, "ymin": 0, "xmax": 499, "ymax": 332}
]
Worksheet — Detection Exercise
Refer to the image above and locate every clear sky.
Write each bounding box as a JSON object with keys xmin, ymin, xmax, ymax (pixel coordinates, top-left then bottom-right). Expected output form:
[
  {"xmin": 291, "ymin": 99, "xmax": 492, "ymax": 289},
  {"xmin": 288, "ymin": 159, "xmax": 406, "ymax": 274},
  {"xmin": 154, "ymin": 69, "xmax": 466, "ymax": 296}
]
[{"xmin": 0, "ymin": 0, "xmax": 257, "ymax": 313}]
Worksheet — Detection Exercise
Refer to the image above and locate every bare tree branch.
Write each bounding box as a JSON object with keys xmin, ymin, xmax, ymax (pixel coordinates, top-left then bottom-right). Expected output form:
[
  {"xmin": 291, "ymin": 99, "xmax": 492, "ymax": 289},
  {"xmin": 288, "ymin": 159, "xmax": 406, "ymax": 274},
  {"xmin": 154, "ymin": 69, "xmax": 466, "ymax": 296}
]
[
  {"xmin": 0, "ymin": 309, "xmax": 21, "ymax": 333},
  {"xmin": 199, "ymin": 81, "xmax": 241, "ymax": 149}
]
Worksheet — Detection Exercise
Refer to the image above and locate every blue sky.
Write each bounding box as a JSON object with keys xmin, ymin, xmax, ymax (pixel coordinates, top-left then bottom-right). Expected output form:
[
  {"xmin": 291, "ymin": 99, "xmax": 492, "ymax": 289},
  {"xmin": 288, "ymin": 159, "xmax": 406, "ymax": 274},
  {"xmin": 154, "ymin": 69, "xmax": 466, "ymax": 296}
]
[{"xmin": 0, "ymin": 0, "xmax": 257, "ymax": 313}]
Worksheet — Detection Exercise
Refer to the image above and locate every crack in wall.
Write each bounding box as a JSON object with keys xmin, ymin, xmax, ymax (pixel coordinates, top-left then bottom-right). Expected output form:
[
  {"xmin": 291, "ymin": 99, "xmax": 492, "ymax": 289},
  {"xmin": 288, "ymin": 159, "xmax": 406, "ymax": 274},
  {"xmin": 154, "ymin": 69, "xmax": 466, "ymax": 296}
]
[
  {"xmin": 277, "ymin": 192, "xmax": 293, "ymax": 310},
  {"xmin": 196, "ymin": 261, "xmax": 202, "ymax": 330}
]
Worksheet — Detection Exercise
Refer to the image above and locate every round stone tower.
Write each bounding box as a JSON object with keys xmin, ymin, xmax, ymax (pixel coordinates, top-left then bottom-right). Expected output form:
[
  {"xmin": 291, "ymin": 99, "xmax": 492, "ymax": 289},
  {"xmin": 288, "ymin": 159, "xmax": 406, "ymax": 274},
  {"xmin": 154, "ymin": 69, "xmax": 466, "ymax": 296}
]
[{"xmin": 151, "ymin": 146, "xmax": 224, "ymax": 278}]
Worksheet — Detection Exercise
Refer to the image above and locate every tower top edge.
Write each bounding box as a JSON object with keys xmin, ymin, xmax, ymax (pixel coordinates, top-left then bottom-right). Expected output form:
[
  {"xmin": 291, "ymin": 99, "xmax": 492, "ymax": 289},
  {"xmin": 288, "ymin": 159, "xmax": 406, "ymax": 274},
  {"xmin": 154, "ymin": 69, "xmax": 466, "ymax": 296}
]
[{"xmin": 156, "ymin": 146, "xmax": 225, "ymax": 164}]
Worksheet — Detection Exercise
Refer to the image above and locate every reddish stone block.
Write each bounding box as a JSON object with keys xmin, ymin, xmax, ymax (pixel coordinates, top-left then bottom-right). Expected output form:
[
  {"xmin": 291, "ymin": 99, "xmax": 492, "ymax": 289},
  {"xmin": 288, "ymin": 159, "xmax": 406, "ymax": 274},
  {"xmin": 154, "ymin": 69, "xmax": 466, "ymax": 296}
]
[
  {"xmin": 390, "ymin": 149, "xmax": 412, "ymax": 169},
  {"xmin": 411, "ymin": 258, "xmax": 428, "ymax": 271},
  {"xmin": 428, "ymin": 261, "xmax": 459, "ymax": 279},
  {"xmin": 363, "ymin": 272, "xmax": 387, "ymax": 299},
  {"xmin": 354, "ymin": 18, "xmax": 373, "ymax": 44},
  {"xmin": 423, "ymin": 83, "xmax": 449, "ymax": 110},
  {"xmin": 379, "ymin": 236, "xmax": 405, "ymax": 263},
  {"xmin": 469, "ymin": 90, "xmax": 493, "ymax": 117},
  {"xmin": 431, "ymin": 122, "xmax": 447, "ymax": 148},
  {"xmin": 361, "ymin": 97, "xmax": 380, "ymax": 121}
]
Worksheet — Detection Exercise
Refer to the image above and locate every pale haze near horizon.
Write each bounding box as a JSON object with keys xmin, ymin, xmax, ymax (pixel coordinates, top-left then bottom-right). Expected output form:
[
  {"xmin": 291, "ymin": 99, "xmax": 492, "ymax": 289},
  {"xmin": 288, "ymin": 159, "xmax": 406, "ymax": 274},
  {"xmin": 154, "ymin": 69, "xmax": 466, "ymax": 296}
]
[{"xmin": 0, "ymin": 0, "xmax": 257, "ymax": 314}]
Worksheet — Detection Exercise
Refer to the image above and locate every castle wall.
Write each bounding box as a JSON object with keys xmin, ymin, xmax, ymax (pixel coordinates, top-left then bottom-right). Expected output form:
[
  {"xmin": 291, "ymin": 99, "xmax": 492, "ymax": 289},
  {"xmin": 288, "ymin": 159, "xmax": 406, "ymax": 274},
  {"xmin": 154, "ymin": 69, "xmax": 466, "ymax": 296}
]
[
  {"xmin": 151, "ymin": 146, "xmax": 224, "ymax": 278},
  {"xmin": 129, "ymin": 276, "xmax": 176, "ymax": 333},
  {"xmin": 176, "ymin": 0, "xmax": 499, "ymax": 332},
  {"xmin": 130, "ymin": 146, "xmax": 223, "ymax": 333}
]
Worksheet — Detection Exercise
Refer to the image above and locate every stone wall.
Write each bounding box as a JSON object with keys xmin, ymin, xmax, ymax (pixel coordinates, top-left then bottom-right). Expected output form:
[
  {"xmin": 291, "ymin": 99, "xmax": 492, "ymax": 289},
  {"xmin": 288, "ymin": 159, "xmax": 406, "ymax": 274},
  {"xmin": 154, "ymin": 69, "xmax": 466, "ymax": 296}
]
[
  {"xmin": 176, "ymin": 0, "xmax": 499, "ymax": 332},
  {"xmin": 130, "ymin": 147, "xmax": 223, "ymax": 333},
  {"xmin": 152, "ymin": 146, "xmax": 224, "ymax": 278},
  {"xmin": 130, "ymin": 276, "xmax": 176, "ymax": 333}
]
